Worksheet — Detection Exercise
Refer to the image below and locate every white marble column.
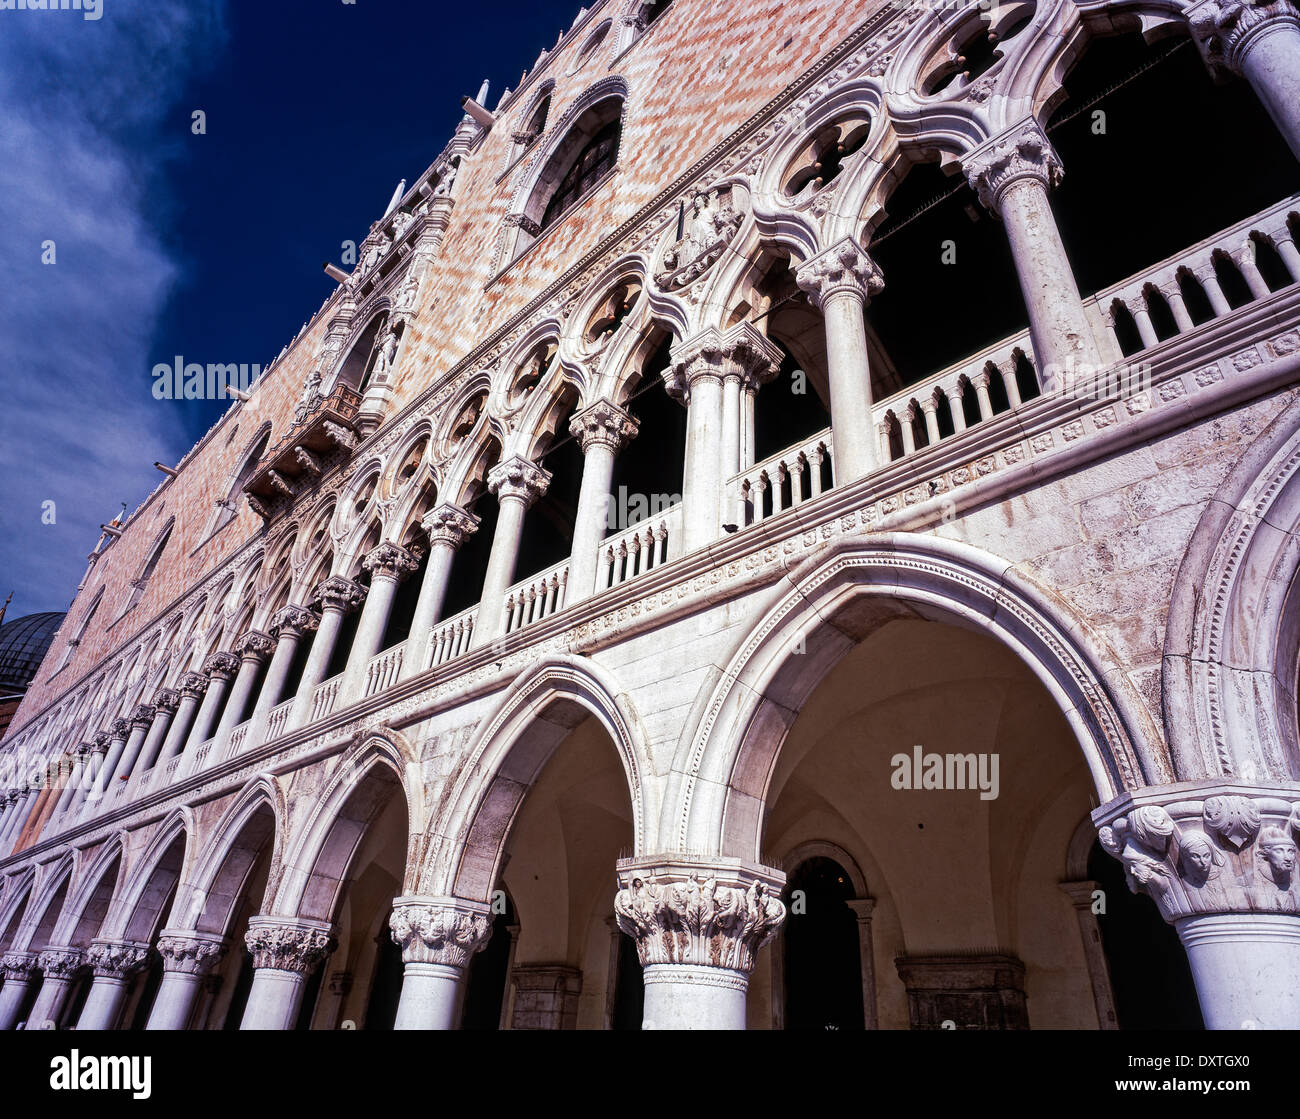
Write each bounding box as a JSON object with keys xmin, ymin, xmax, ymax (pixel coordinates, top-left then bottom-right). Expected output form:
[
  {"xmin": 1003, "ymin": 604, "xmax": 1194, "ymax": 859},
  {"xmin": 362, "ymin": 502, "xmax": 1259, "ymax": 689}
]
[
  {"xmin": 27, "ymin": 948, "xmax": 86, "ymax": 1029},
  {"xmin": 246, "ymin": 605, "xmax": 319, "ymax": 747},
  {"xmin": 178, "ymin": 654, "xmax": 239, "ymax": 773},
  {"xmin": 389, "ymin": 896, "xmax": 494, "ymax": 1030},
  {"xmin": 400, "ymin": 505, "xmax": 479, "ymax": 678},
  {"xmin": 239, "ymin": 917, "xmax": 337, "ymax": 1030},
  {"xmin": 963, "ymin": 120, "xmax": 1102, "ymax": 380},
  {"xmin": 50, "ymin": 746, "xmax": 90, "ymax": 822},
  {"xmin": 1190, "ymin": 0, "xmax": 1300, "ymax": 162},
  {"xmin": 156, "ymin": 672, "xmax": 209, "ymax": 768},
  {"xmin": 211, "ymin": 630, "xmax": 276, "ymax": 760},
  {"xmin": 146, "ymin": 931, "xmax": 227, "ymax": 1031},
  {"xmin": 1097, "ymin": 786, "xmax": 1300, "ymax": 1029},
  {"xmin": 341, "ymin": 542, "xmax": 420, "ymax": 702},
  {"xmin": 796, "ymin": 240, "xmax": 885, "ymax": 484},
  {"xmin": 568, "ymin": 400, "xmax": 639, "ymax": 602},
  {"xmin": 286, "ymin": 576, "xmax": 367, "ymax": 730},
  {"xmin": 474, "ymin": 456, "xmax": 551, "ymax": 647},
  {"xmin": 0, "ymin": 952, "xmax": 39, "ymax": 1029},
  {"xmin": 70, "ymin": 738, "xmax": 109, "ymax": 813},
  {"xmin": 614, "ymin": 855, "xmax": 786, "ymax": 1030},
  {"xmin": 2, "ymin": 788, "xmax": 37, "ymax": 852},
  {"xmin": 110, "ymin": 706, "xmax": 159, "ymax": 791},
  {"xmin": 75, "ymin": 940, "xmax": 152, "ymax": 1031},
  {"xmin": 667, "ymin": 324, "xmax": 782, "ymax": 552},
  {"xmin": 132, "ymin": 689, "xmax": 181, "ymax": 780}
]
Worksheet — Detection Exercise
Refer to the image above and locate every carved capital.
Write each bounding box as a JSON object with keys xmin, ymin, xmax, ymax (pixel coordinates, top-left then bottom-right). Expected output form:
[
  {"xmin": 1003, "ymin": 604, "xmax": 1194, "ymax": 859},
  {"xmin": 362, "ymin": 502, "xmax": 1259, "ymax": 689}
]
[
  {"xmin": 1, "ymin": 952, "xmax": 38, "ymax": 981},
  {"xmin": 487, "ymin": 455, "xmax": 551, "ymax": 506},
  {"xmin": 795, "ymin": 236, "xmax": 885, "ymax": 310},
  {"xmin": 388, "ymin": 897, "xmax": 494, "ymax": 968},
  {"xmin": 202, "ymin": 650, "xmax": 241, "ymax": 681},
  {"xmin": 130, "ymin": 705, "xmax": 157, "ymax": 732},
  {"xmin": 179, "ymin": 671, "xmax": 211, "ymax": 699},
  {"xmin": 362, "ymin": 541, "xmax": 421, "ymax": 582},
  {"xmin": 312, "ymin": 575, "xmax": 368, "ymax": 614},
  {"xmin": 156, "ymin": 931, "xmax": 228, "ymax": 976},
  {"xmin": 569, "ymin": 399, "xmax": 640, "ymax": 454},
  {"xmin": 270, "ymin": 604, "xmax": 320, "ymax": 639},
  {"xmin": 92, "ymin": 731, "xmax": 112, "ymax": 752},
  {"xmin": 38, "ymin": 947, "xmax": 86, "ymax": 980},
  {"xmin": 1188, "ymin": 0, "xmax": 1300, "ymax": 75},
  {"xmin": 1096, "ymin": 784, "xmax": 1300, "ymax": 921},
  {"xmin": 152, "ymin": 688, "xmax": 181, "ymax": 715},
  {"xmin": 244, "ymin": 918, "xmax": 337, "ymax": 974},
  {"xmin": 614, "ymin": 856, "xmax": 786, "ymax": 974},
  {"xmin": 235, "ymin": 629, "xmax": 276, "ymax": 662},
  {"xmin": 87, "ymin": 940, "xmax": 152, "ymax": 980},
  {"xmin": 110, "ymin": 717, "xmax": 131, "ymax": 741},
  {"xmin": 421, "ymin": 504, "xmax": 480, "ymax": 549},
  {"xmin": 962, "ymin": 119, "xmax": 1063, "ymax": 215},
  {"xmin": 666, "ymin": 322, "xmax": 785, "ymax": 401}
]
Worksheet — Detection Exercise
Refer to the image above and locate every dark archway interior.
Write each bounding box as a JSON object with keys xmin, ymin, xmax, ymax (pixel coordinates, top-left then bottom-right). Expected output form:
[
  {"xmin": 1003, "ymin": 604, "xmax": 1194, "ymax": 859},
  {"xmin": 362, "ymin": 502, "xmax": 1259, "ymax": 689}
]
[
  {"xmin": 608, "ymin": 334, "xmax": 687, "ymax": 519},
  {"xmin": 461, "ymin": 895, "xmax": 517, "ymax": 1030},
  {"xmin": 363, "ymin": 923, "xmax": 405, "ymax": 1029},
  {"xmin": 782, "ymin": 855, "xmax": 864, "ymax": 1030}
]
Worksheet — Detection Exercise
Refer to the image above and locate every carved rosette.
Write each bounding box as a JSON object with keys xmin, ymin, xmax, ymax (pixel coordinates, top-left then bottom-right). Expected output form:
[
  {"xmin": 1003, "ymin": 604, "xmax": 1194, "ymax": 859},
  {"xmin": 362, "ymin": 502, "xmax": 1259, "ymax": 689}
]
[
  {"xmin": 421, "ymin": 504, "xmax": 480, "ymax": 550},
  {"xmin": 794, "ymin": 237, "xmax": 885, "ymax": 310},
  {"xmin": 270, "ymin": 604, "xmax": 321, "ymax": 640},
  {"xmin": 1, "ymin": 952, "xmax": 38, "ymax": 981},
  {"xmin": 245, "ymin": 919, "xmax": 337, "ymax": 974},
  {"xmin": 614, "ymin": 857, "xmax": 787, "ymax": 975},
  {"xmin": 38, "ymin": 947, "xmax": 86, "ymax": 980},
  {"xmin": 130, "ymin": 705, "xmax": 157, "ymax": 732},
  {"xmin": 235, "ymin": 629, "xmax": 276, "ymax": 662},
  {"xmin": 388, "ymin": 898, "xmax": 494, "ymax": 968},
  {"xmin": 312, "ymin": 575, "xmax": 368, "ymax": 615},
  {"xmin": 202, "ymin": 651, "xmax": 240, "ymax": 681},
  {"xmin": 179, "ymin": 671, "xmax": 211, "ymax": 700},
  {"xmin": 1097, "ymin": 787, "xmax": 1300, "ymax": 921},
  {"xmin": 487, "ymin": 455, "xmax": 551, "ymax": 506},
  {"xmin": 569, "ymin": 399, "xmax": 640, "ymax": 454},
  {"xmin": 665, "ymin": 323, "xmax": 785, "ymax": 401},
  {"xmin": 961, "ymin": 119, "xmax": 1063, "ymax": 216},
  {"xmin": 1188, "ymin": 0, "xmax": 1300, "ymax": 75},
  {"xmin": 152, "ymin": 688, "xmax": 181, "ymax": 716},
  {"xmin": 87, "ymin": 940, "xmax": 152, "ymax": 980},
  {"xmin": 155, "ymin": 932, "xmax": 227, "ymax": 976},
  {"xmin": 362, "ymin": 541, "xmax": 421, "ymax": 583}
]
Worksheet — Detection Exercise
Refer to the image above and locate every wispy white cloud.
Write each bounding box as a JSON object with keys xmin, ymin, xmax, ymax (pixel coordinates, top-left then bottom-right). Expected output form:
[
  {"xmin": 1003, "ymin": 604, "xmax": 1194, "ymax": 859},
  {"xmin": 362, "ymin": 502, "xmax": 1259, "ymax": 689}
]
[{"xmin": 0, "ymin": 2, "xmax": 228, "ymax": 615}]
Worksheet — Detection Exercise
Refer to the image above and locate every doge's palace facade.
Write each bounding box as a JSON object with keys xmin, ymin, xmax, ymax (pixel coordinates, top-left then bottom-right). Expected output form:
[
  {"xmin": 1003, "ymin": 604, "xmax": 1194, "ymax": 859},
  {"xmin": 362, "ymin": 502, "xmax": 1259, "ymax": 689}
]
[{"xmin": 3, "ymin": 0, "xmax": 1300, "ymax": 1031}]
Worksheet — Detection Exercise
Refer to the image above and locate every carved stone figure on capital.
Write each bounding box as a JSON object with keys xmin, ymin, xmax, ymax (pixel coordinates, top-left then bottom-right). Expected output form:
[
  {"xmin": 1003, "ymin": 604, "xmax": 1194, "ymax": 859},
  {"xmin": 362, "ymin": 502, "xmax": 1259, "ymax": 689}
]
[
  {"xmin": 295, "ymin": 371, "xmax": 324, "ymax": 425},
  {"xmin": 655, "ymin": 186, "xmax": 742, "ymax": 290}
]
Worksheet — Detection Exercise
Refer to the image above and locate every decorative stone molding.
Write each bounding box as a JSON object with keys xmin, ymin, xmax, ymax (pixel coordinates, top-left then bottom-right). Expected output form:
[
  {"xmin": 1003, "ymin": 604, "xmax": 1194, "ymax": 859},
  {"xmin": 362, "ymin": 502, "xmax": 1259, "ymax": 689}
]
[
  {"xmin": 388, "ymin": 896, "xmax": 494, "ymax": 968},
  {"xmin": 270, "ymin": 604, "xmax": 321, "ymax": 640},
  {"xmin": 87, "ymin": 939, "xmax": 152, "ymax": 980},
  {"xmin": 421, "ymin": 504, "xmax": 480, "ymax": 550},
  {"xmin": 152, "ymin": 688, "xmax": 181, "ymax": 716},
  {"xmin": 362, "ymin": 541, "xmax": 421, "ymax": 582},
  {"xmin": 1096, "ymin": 784, "xmax": 1300, "ymax": 920},
  {"xmin": 665, "ymin": 322, "xmax": 784, "ymax": 401},
  {"xmin": 179, "ymin": 671, "xmax": 211, "ymax": 699},
  {"xmin": 235, "ymin": 629, "xmax": 276, "ymax": 662},
  {"xmin": 1, "ymin": 951, "xmax": 38, "ymax": 980},
  {"xmin": 244, "ymin": 918, "xmax": 337, "ymax": 974},
  {"xmin": 155, "ymin": 931, "xmax": 227, "ymax": 976},
  {"xmin": 129, "ymin": 705, "xmax": 157, "ymax": 732},
  {"xmin": 795, "ymin": 236, "xmax": 885, "ymax": 309},
  {"xmin": 614, "ymin": 856, "xmax": 787, "ymax": 973},
  {"xmin": 1188, "ymin": 0, "xmax": 1300, "ymax": 75},
  {"xmin": 487, "ymin": 455, "xmax": 552, "ymax": 506},
  {"xmin": 569, "ymin": 399, "xmax": 640, "ymax": 453},
  {"xmin": 202, "ymin": 651, "xmax": 240, "ymax": 680},
  {"xmin": 653, "ymin": 185, "xmax": 743, "ymax": 292},
  {"xmin": 312, "ymin": 575, "xmax": 368, "ymax": 615},
  {"xmin": 37, "ymin": 947, "xmax": 86, "ymax": 979},
  {"xmin": 961, "ymin": 119, "xmax": 1063, "ymax": 216}
]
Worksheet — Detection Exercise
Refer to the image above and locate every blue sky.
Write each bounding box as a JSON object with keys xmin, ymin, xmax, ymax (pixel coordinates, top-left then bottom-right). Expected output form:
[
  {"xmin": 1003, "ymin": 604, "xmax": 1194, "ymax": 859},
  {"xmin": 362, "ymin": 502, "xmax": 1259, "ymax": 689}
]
[{"xmin": 0, "ymin": 0, "xmax": 581, "ymax": 617}]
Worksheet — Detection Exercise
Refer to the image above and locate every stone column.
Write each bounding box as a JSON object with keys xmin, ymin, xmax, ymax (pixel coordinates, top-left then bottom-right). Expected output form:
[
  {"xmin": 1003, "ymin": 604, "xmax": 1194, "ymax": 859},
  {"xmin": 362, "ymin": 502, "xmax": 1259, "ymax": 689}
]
[
  {"xmin": 389, "ymin": 896, "xmax": 494, "ymax": 1030},
  {"xmin": 568, "ymin": 400, "xmax": 640, "ymax": 603},
  {"xmin": 963, "ymin": 120, "xmax": 1102, "ymax": 379},
  {"xmin": 146, "ymin": 931, "xmax": 228, "ymax": 1031},
  {"xmin": 400, "ymin": 505, "xmax": 479, "ymax": 678},
  {"xmin": 341, "ymin": 542, "xmax": 420, "ymax": 701},
  {"xmin": 1059, "ymin": 880, "xmax": 1119, "ymax": 1029},
  {"xmin": 27, "ymin": 948, "xmax": 86, "ymax": 1029},
  {"xmin": 845, "ymin": 897, "xmax": 880, "ymax": 1030},
  {"xmin": 50, "ymin": 746, "xmax": 91, "ymax": 821},
  {"xmin": 0, "ymin": 952, "xmax": 39, "ymax": 1029},
  {"xmin": 287, "ymin": 577, "xmax": 367, "ymax": 730},
  {"xmin": 240, "ymin": 918, "xmax": 337, "ymax": 1031},
  {"xmin": 2, "ymin": 789, "xmax": 37, "ymax": 852},
  {"xmin": 156, "ymin": 673, "xmax": 209, "ymax": 768},
  {"xmin": 71, "ymin": 737, "xmax": 109, "ymax": 814},
  {"xmin": 76, "ymin": 940, "xmax": 152, "ymax": 1031},
  {"xmin": 667, "ymin": 324, "xmax": 782, "ymax": 552},
  {"xmin": 796, "ymin": 240, "xmax": 885, "ymax": 484},
  {"xmin": 211, "ymin": 631, "xmax": 276, "ymax": 758},
  {"xmin": 246, "ymin": 605, "xmax": 319, "ymax": 747},
  {"xmin": 1097, "ymin": 785, "xmax": 1300, "ymax": 1029},
  {"xmin": 614, "ymin": 855, "xmax": 786, "ymax": 1030},
  {"xmin": 109, "ymin": 706, "xmax": 157, "ymax": 790},
  {"xmin": 179, "ymin": 653, "xmax": 239, "ymax": 770},
  {"xmin": 133, "ymin": 689, "xmax": 180, "ymax": 779},
  {"xmin": 474, "ymin": 456, "xmax": 551, "ymax": 647},
  {"xmin": 1190, "ymin": 0, "xmax": 1300, "ymax": 161}
]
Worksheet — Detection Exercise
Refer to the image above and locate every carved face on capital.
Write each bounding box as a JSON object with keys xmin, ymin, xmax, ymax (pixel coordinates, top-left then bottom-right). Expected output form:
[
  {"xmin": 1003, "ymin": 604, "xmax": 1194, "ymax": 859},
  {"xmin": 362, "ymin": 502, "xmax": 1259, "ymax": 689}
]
[
  {"xmin": 1259, "ymin": 829, "xmax": 1298, "ymax": 876},
  {"xmin": 1182, "ymin": 835, "xmax": 1215, "ymax": 877}
]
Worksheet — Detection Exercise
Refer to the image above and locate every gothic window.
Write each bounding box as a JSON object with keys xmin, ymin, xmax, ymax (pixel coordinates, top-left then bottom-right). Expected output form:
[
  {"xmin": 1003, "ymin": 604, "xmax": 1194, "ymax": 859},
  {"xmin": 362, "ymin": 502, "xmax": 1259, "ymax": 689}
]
[
  {"xmin": 574, "ymin": 21, "xmax": 610, "ymax": 68},
  {"xmin": 540, "ymin": 119, "xmax": 621, "ymax": 233},
  {"xmin": 211, "ymin": 427, "xmax": 271, "ymax": 536},
  {"xmin": 122, "ymin": 519, "xmax": 175, "ymax": 617},
  {"xmin": 55, "ymin": 586, "xmax": 105, "ymax": 671},
  {"xmin": 783, "ymin": 113, "xmax": 871, "ymax": 199},
  {"xmin": 922, "ymin": 5, "xmax": 1036, "ymax": 96}
]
